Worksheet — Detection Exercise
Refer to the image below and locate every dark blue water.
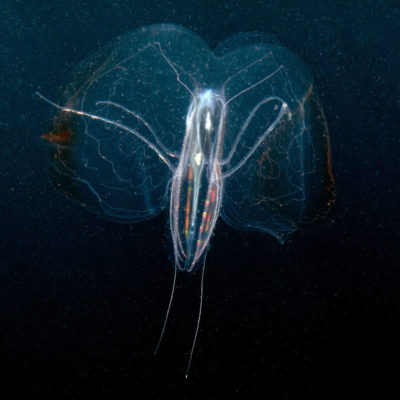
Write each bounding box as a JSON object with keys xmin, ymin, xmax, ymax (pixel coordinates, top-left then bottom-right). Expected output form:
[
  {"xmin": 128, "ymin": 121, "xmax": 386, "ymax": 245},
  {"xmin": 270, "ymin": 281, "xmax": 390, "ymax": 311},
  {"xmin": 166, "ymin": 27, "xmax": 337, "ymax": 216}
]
[{"xmin": 1, "ymin": 0, "xmax": 399, "ymax": 398}]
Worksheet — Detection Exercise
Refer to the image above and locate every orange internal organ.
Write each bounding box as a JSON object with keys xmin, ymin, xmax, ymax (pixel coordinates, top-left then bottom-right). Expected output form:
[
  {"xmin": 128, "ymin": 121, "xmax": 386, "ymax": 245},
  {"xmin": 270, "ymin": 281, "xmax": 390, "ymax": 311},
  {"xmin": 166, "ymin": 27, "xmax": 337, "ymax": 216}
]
[{"xmin": 42, "ymin": 128, "xmax": 73, "ymax": 144}]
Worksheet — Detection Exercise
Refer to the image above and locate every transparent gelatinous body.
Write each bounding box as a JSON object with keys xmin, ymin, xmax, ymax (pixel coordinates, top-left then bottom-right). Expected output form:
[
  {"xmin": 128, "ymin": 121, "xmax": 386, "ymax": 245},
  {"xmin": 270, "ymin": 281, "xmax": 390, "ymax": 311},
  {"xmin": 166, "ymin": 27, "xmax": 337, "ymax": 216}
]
[{"xmin": 40, "ymin": 24, "xmax": 335, "ymax": 272}]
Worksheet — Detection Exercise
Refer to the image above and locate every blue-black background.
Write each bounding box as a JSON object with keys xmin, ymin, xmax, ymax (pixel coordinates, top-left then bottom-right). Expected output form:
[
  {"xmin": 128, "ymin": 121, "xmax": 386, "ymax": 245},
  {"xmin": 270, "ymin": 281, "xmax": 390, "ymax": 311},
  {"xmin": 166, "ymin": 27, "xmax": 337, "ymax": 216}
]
[{"xmin": 1, "ymin": 0, "xmax": 399, "ymax": 398}]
